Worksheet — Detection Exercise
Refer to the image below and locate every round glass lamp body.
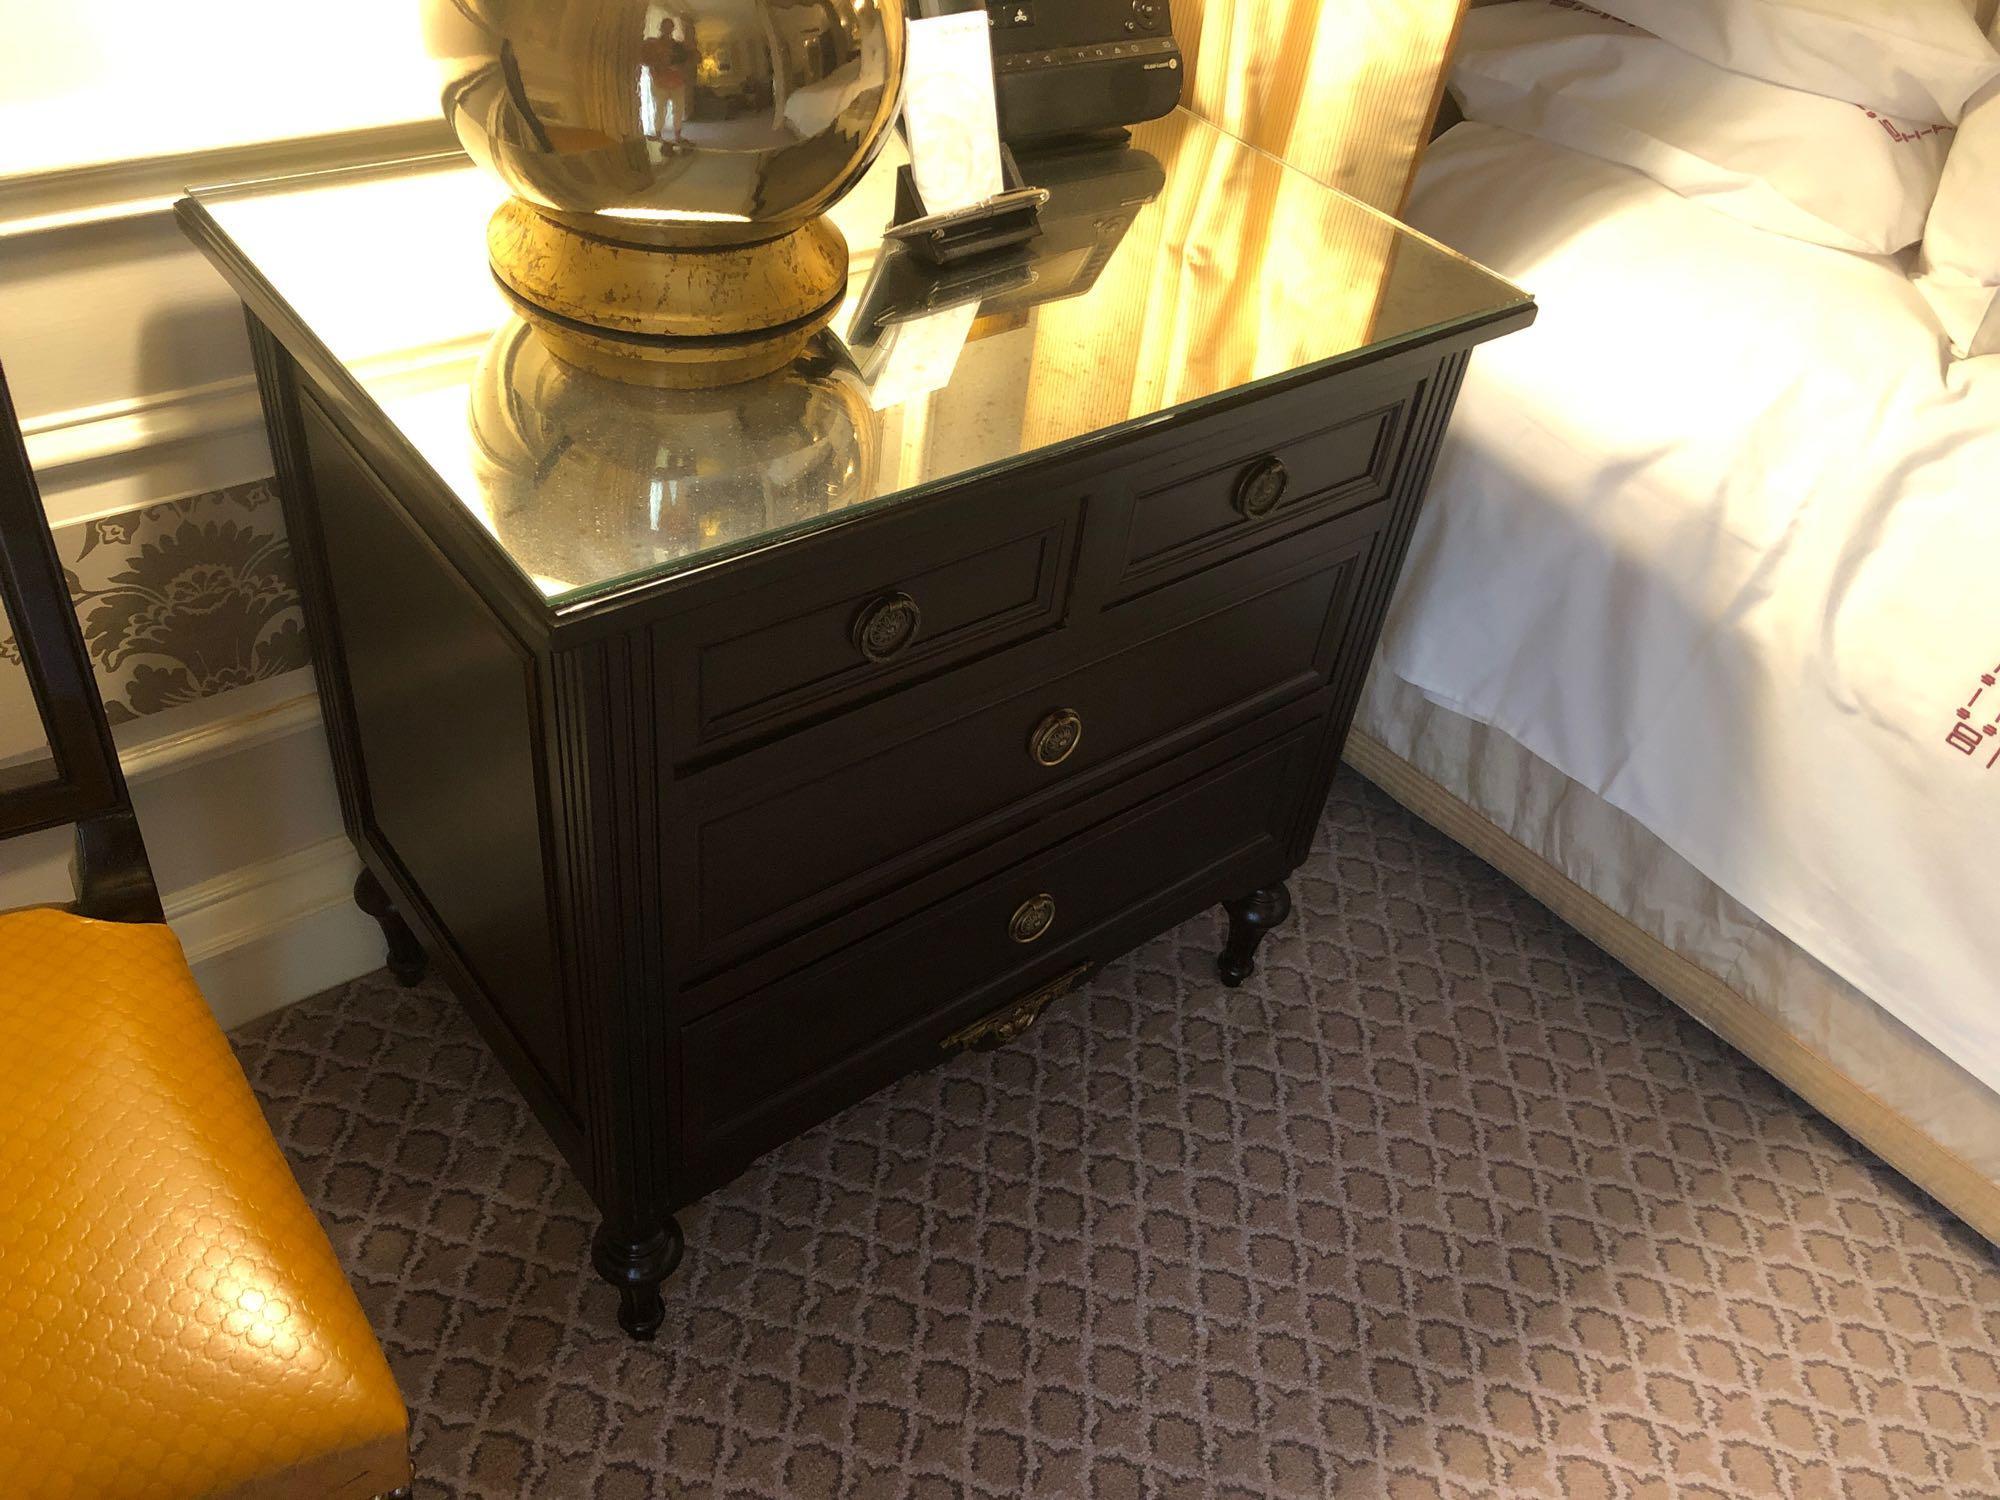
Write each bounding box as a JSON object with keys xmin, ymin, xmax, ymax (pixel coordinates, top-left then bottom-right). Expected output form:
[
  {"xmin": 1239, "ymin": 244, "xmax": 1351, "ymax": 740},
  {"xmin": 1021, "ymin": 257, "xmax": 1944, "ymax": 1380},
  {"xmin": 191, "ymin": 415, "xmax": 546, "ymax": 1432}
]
[
  {"xmin": 425, "ymin": 0, "xmax": 905, "ymax": 240},
  {"xmin": 424, "ymin": 0, "xmax": 907, "ymax": 383}
]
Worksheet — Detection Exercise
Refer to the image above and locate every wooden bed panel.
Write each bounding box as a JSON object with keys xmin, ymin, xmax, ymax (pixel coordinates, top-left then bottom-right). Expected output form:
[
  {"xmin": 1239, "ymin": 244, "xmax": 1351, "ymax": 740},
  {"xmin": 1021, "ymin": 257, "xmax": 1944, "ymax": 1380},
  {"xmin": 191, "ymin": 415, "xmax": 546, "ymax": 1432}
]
[{"xmin": 1176, "ymin": 0, "xmax": 1471, "ymax": 213}]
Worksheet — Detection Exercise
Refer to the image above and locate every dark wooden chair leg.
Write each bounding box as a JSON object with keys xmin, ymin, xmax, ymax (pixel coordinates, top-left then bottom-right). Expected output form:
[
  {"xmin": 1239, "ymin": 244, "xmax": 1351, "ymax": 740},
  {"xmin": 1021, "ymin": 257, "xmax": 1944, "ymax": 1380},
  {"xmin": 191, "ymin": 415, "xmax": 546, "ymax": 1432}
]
[
  {"xmin": 73, "ymin": 809, "xmax": 163, "ymax": 924},
  {"xmin": 592, "ymin": 1217, "xmax": 684, "ymax": 1341},
  {"xmin": 1217, "ymin": 882, "xmax": 1292, "ymax": 987},
  {"xmin": 353, "ymin": 868, "xmax": 427, "ymax": 987}
]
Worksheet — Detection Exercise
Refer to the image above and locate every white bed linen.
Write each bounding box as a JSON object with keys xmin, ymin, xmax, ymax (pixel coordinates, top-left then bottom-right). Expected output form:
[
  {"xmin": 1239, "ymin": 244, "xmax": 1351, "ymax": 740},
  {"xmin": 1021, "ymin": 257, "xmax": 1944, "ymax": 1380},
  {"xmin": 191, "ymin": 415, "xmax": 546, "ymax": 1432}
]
[
  {"xmin": 1382, "ymin": 123, "xmax": 2000, "ymax": 1092},
  {"xmin": 1452, "ymin": 2, "xmax": 1955, "ymax": 255}
]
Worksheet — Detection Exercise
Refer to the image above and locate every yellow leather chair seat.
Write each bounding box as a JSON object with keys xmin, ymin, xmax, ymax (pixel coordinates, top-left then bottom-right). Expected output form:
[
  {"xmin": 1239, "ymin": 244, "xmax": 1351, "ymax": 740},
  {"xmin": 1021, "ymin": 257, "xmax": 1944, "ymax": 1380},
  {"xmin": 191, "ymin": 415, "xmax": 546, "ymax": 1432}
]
[{"xmin": 0, "ymin": 907, "xmax": 410, "ymax": 1499}]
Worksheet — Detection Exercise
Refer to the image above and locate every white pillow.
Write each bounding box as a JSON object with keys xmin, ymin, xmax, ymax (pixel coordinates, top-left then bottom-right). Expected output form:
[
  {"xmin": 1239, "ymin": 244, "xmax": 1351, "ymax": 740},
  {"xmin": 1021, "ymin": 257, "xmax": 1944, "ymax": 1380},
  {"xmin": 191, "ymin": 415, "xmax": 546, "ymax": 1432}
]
[
  {"xmin": 1915, "ymin": 80, "xmax": 2000, "ymax": 354},
  {"xmin": 1581, "ymin": 0, "xmax": 2000, "ymax": 124},
  {"xmin": 1451, "ymin": 3, "xmax": 1953, "ymax": 254}
]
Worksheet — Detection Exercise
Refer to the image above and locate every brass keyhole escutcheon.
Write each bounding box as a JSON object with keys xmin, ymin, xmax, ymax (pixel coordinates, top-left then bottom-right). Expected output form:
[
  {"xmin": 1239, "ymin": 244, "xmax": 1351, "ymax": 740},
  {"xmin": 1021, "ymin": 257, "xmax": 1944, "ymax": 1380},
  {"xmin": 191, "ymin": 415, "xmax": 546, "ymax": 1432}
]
[
  {"xmin": 852, "ymin": 591, "xmax": 921, "ymax": 662},
  {"xmin": 1009, "ymin": 893, "xmax": 1057, "ymax": 944},
  {"xmin": 1029, "ymin": 708, "xmax": 1083, "ymax": 767},
  {"xmin": 1234, "ymin": 455, "xmax": 1288, "ymax": 519},
  {"xmin": 940, "ymin": 962, "xmax": 1094, "ymax": 1053}
]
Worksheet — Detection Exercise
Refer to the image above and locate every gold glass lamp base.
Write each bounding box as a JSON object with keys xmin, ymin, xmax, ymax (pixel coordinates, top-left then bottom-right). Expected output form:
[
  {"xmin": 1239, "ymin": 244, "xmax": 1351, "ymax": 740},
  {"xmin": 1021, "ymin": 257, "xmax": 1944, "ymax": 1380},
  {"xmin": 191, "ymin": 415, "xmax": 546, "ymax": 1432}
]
[{"xmin": 486, "ymin": 199, "xmax": 851, "ymax": 389}]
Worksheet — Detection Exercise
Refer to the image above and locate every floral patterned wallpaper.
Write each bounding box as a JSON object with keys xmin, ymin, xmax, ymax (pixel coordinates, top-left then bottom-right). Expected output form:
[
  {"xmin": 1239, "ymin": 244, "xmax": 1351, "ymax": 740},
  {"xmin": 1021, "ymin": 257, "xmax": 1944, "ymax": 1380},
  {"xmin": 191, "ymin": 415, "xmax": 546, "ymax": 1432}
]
[{"xmin": 0, "ymin": 477, "xmax": 308, "ymax": 730}]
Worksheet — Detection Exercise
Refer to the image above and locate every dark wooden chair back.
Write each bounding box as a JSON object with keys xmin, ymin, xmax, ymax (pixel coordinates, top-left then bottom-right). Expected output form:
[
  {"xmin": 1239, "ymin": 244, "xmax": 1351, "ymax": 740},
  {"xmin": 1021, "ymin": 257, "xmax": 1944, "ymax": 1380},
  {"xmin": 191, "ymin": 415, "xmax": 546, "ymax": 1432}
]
[{"xmin": 0, "ymin": 362, "xmax": 161, "ymax": 922}]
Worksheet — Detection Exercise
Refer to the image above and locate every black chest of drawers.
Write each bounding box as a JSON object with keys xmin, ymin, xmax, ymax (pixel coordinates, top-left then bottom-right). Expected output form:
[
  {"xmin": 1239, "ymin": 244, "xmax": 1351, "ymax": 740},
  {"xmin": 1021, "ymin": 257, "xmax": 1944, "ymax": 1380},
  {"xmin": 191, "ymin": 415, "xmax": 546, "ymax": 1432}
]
[{"xmin": 185, "ymin": 112, "xmax": 1532, "ymax": 1336}]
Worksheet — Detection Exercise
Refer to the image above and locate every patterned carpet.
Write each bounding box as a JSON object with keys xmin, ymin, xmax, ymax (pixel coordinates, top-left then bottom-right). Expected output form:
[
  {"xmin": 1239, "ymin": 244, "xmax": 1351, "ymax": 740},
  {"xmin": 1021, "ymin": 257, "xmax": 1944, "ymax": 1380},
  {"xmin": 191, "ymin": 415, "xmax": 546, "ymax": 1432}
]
[{"xmin": 230, "ymin": 769, "xmax": 2000, "ymax": 1499}]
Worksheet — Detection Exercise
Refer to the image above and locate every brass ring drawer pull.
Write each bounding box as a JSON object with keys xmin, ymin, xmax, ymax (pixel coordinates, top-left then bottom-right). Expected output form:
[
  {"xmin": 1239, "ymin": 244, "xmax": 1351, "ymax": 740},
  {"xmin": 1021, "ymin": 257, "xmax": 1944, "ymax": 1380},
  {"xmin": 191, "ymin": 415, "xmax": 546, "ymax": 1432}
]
[
  {"xmin": 852, "ymin": 591, "xmax": 922, "ymax": 662},
  {"xmin": 1234, "ymin": 455, "xmax": 1289, "ymax": 519},
  {"xmin": 1009, "ymin": 893, "xmax": 1057, "ymax": 944},
  {"xmin": 1029, "ymin": 708, "xmax": 1083, "ymax": 767}
]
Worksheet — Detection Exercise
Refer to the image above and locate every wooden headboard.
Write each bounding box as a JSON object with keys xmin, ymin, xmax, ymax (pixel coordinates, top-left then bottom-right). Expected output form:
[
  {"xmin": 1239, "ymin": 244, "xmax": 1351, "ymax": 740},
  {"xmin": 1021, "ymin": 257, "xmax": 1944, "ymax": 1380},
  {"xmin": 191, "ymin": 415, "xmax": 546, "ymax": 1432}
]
[
  {"xmin": 1174, "ymin": 0, "xmax": 1472, "ymax": 212},
  {"xmin": 1004, "ymin": 0, "xmax": 1486, "ymax": 460}
]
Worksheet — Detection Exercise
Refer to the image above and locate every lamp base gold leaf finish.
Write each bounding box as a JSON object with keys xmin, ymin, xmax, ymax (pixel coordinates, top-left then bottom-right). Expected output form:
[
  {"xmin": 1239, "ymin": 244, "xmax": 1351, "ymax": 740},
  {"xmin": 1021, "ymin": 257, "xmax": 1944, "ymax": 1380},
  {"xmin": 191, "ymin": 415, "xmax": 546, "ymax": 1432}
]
[{"xmin": 487, "ymin": 200, "xmax": 851, "ymax": 389}]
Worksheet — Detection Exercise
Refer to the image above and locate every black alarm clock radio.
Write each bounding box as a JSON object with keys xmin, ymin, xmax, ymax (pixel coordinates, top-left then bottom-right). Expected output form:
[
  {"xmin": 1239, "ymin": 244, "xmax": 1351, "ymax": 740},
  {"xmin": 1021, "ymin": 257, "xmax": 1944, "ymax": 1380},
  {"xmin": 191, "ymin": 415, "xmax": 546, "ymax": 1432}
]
[
  {"xmin": 916, "ymin": 0, "xmax": 1176, "ymax": 146},
  {"xmin": 978, "ymin": 0, "xmax": 1183, "ymax": 143}
]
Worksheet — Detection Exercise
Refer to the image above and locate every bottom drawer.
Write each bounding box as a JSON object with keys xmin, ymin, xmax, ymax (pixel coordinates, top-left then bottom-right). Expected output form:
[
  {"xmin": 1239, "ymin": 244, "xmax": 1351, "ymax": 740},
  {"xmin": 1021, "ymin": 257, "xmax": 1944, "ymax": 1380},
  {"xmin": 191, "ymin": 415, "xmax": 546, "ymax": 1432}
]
[{"xmin": 677, "ymin": 712, "xmax": 1319, "ymax": 1193}]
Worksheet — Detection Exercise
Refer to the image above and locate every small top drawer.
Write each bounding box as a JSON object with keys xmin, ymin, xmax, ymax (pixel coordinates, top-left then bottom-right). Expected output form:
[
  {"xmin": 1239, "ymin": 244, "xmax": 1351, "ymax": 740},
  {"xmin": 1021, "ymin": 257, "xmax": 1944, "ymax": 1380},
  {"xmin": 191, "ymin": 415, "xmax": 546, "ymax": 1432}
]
[
  {"xmin": 664, "ymin": 486, "xmax": 1084, "ymax": 757},
  {"xmin": 1105, "ymin": 376, "xmax": 1419, "ymax": 606}
]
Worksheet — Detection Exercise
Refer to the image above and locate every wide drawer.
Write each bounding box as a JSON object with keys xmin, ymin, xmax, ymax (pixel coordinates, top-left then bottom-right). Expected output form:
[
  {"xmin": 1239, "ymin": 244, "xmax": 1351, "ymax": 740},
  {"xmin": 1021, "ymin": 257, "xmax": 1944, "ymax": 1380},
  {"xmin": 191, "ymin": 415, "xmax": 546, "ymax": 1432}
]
[
  {"xmin": 662, "ymin": 483, "xmax": 1084, "ymax": 759},
  {"xmin": 1101, "ymin": 372, "xmax": 1420, "ymax": 608},
  {"xmin": 677, "ymin": 712, "xmax": 1318, "ymax": 1189},
  {"xmin": 683, "ymin": 547, "xmax": 1364, "ymax": 968}
]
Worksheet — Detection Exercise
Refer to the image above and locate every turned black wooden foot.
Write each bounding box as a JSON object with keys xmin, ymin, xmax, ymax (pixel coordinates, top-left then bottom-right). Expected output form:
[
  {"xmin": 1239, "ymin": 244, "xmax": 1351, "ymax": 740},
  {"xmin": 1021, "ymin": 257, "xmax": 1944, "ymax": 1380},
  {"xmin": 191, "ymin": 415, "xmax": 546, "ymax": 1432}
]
[
  {"xmin": 1218, "ymin": 882, "xmax": 1292, "ymax": 987},
  {"xmin": 592, "ymin": 1217, "xmax": 684, "ymax": 1341},
  {"xmin": 354, "ymin": 868, "xmax": 427, "ymax": 987}
]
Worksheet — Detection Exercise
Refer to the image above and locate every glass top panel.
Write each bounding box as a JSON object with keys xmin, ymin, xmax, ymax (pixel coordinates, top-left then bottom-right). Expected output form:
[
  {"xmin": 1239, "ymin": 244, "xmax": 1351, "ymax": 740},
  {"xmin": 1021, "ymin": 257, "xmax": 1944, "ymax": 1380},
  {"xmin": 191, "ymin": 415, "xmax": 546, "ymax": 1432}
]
[
  {"xmin": 0, "ymin": 589, "xmax": 60, "ymax": 797},
  {"xmin": 196, "ymin": 109, "xmax": 1527, "ymax": 607}
]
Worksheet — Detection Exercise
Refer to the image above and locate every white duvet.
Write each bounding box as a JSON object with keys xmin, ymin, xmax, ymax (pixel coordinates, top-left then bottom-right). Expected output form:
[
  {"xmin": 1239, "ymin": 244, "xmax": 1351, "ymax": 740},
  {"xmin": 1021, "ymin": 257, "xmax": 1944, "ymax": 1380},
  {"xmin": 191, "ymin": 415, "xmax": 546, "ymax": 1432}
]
[{"xmin": 1380, "ymin": 123, "xmax": 2000, "ymax": 1091}]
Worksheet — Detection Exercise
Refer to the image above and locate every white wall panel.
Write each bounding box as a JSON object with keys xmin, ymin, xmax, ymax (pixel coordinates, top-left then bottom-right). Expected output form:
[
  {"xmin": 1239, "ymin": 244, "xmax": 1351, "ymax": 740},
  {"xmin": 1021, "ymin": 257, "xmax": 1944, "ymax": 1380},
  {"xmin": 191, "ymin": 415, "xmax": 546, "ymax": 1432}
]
[
  {"xmin": 0, "ymin": 10, "xmax": 431, "ymax": 1013},
  {"xmin": 2, "ymin": 218, "xmax": 251, "ymax": 436},
  {"xmin": 0, "ymin": 0, "xmax": 438, "ymax": 177}
]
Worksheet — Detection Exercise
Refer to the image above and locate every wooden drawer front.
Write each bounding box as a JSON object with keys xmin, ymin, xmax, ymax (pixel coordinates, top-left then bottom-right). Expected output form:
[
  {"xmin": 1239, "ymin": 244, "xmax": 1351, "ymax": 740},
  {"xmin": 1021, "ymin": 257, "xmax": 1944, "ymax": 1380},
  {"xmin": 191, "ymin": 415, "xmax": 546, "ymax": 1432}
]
[
  {"xmin": 1108, "ymin": 380, "xmax": 1417, "ymax": 605},
  {"xmin": 688, "ymin": 555, "xmax": 1360, "ymax": 966},
  {"xmin": 673, "ymin": 489, "xmax": 1082, "ymax": 756},
  {"xmin": 679, "ymin": 717, "xmax": 1315, "ymax": 1183}
]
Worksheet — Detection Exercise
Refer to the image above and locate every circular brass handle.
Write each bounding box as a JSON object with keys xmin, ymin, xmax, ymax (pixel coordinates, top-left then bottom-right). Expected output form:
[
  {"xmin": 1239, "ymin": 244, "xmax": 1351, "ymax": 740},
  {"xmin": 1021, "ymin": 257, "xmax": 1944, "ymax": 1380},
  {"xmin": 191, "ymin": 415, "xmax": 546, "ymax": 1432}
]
[
  {"xmin": 852, "ymin": 591, "xmax": 922, "ymax": 663},
  {"xmin": 1029, "ymin": 708, "xmax": 1084, "ymax": 768},
  {"xmin": 1234, "ymin": 455, "xmax": 1289, "ymax": 520},
  {"xmin": 1009, "ymin": 893, "xmax": 1057, "ymax": 944}
]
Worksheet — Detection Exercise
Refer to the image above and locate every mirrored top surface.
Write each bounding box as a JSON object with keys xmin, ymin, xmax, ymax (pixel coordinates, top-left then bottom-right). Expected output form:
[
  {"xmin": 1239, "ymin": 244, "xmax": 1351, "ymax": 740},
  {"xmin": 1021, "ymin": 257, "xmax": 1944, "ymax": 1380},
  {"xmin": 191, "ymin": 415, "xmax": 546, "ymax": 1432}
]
[{"xmin": 190, "ymin": 109, "xmax": 1528, "ymax": 608}]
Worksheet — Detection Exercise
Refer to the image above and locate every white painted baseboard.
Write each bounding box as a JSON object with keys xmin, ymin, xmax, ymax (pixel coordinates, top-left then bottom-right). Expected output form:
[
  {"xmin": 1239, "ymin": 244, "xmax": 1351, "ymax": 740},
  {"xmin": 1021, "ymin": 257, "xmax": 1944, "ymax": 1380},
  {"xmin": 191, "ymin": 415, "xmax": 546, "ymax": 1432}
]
[
  {"xmin": 166, "ymin": 835, "xmax": 381, "ymax": 1030},
  {"xmin": 143, "ymin": 682, "xmax": 385, "ymax": 1027}
]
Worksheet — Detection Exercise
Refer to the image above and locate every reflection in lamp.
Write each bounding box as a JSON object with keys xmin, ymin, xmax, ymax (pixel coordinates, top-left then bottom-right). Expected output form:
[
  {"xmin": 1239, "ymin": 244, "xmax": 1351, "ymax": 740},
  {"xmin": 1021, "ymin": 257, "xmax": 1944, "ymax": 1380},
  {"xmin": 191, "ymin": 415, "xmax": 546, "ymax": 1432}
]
[
  {"xmin": 423, "ymin": 0, "xmax": 906, "ymax": 387},
  {"xmin": 468, "ymin": 318, "xmax": 879, "ymax": 594}
]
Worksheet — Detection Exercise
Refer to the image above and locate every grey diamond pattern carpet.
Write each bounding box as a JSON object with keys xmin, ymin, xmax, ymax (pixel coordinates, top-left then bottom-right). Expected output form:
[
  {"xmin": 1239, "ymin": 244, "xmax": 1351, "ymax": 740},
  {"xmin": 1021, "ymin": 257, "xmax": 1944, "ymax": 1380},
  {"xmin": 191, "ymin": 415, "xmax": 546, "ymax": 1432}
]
[{"xmin": 230, "ymin": 769, "xmax": 2000, "ymax": 1498}]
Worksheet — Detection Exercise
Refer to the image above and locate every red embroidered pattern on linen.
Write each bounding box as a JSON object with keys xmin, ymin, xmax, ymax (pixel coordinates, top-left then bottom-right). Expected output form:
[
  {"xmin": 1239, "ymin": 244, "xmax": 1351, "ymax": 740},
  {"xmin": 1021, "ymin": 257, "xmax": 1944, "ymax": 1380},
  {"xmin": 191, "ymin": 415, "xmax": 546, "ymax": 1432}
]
[
  {"xmin": 1857, "ymin": 107, "xmax": 1954, "ymax": 145},
  {"xmin": 1946, "ymin": 664, "xmax": 2000, "ymax": 768}
]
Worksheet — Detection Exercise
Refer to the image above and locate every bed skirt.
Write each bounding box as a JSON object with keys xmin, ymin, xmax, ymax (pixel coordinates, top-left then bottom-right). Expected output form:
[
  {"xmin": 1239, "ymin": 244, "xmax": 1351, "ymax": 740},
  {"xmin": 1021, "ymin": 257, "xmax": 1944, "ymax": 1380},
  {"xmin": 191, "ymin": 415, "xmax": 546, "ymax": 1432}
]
[{"xmin": 1347, "ymin": 672, "xmax": 2000, "ymax": 1248}]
